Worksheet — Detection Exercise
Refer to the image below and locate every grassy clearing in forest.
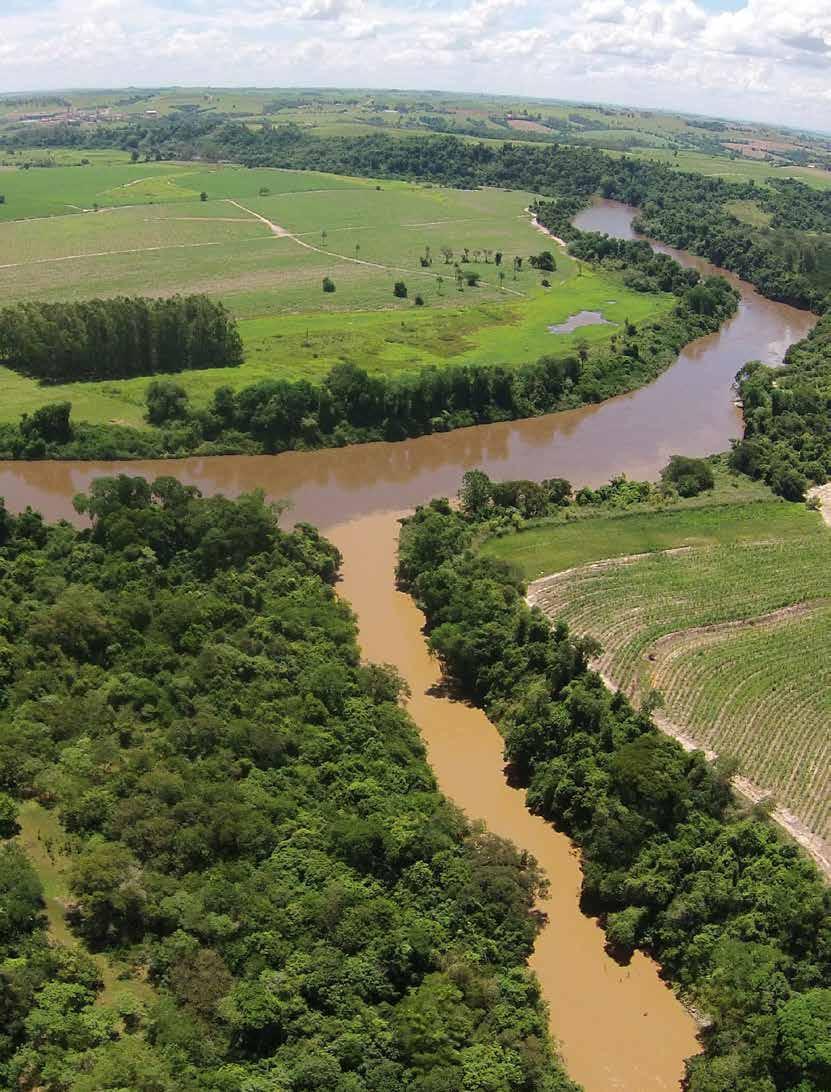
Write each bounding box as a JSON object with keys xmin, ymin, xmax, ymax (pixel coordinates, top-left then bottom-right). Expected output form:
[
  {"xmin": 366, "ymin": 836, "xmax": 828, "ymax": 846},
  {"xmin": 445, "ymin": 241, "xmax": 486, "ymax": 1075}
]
[
  {"xmin": 0, "ymin": 160, "xmax": 673, "ymax": 424},
  {"xmin": 493, "ymin": 487, "xmax": 831, "ymax": 842},
  {"xmin": 17, "ymin": 800, "xmax": 155, "ymax": 1006}
]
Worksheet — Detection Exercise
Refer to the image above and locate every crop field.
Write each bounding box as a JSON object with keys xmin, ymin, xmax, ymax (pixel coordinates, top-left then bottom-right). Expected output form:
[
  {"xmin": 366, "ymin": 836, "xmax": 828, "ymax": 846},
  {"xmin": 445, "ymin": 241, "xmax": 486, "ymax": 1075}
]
[
  {"xmin": 0, "ymin": 159, "xmax": 673, "ymax": 425},
  {"xmin": 491, "ymin": 495, "xmax": 831, "ymax": 843}
]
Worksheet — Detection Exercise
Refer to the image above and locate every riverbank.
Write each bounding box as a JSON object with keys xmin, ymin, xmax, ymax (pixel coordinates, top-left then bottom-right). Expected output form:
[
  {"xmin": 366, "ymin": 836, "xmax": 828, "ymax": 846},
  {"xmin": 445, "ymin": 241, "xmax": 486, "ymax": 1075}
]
[
  {"xmin": 0, "ymin": 200, "xmax": 821, "ymax": 1092},
  {"xmin": 397, "ymin": 494, "xmax": 831, "ymax": 1092},
  {"xmin": 332, "ymin": 510, "xmax": 700, "ymax": 1090},
  {"xmin": 0, "ymin": 205, "xmax": 739, "ymax": 463}
]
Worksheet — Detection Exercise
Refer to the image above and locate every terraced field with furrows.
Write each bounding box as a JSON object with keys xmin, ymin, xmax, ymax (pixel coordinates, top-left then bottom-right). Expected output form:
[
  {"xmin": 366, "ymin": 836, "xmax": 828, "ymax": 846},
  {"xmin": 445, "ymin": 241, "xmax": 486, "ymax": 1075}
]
[{"xmin": 528, "ymin": 523, "xmax": 831, "ymax": 845}]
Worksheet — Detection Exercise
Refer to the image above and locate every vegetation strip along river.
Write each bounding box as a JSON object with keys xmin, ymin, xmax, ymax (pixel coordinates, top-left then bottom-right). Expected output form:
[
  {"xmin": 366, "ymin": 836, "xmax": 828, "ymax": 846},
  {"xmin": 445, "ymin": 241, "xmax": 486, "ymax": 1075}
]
[{"xmin": 0, "ymin": 201, "xmax": 815, "ymax": 1091}]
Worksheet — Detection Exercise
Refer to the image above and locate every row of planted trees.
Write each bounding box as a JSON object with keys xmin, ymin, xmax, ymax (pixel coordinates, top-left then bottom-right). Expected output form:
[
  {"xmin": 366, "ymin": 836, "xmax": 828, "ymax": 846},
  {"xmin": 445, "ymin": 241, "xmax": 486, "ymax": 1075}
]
[{"xmin": 0, "ymin": 295, "xmax": 243, "ymax": 382}]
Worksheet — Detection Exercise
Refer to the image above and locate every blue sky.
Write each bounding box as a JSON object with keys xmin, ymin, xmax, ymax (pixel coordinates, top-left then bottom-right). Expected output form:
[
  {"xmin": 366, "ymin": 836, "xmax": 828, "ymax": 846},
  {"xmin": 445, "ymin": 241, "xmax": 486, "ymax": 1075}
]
[{"xmin": 1, "ymin": 0, "xmax": 829, "ymax": 131}]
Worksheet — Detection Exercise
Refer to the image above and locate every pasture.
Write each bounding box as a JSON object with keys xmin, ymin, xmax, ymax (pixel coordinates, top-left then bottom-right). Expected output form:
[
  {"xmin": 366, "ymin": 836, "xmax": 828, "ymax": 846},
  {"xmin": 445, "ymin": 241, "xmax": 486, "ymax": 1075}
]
[
  {"xmin": 496, "ymin": 493, "xmax": 831, "ymax": 843},
  {"xmin": 0, "ymin": 160, "xmax": 671, "ymax": 425},
  {"xmin": 629, "ymin": 148, "xmax": 831, "ymax": 191}
]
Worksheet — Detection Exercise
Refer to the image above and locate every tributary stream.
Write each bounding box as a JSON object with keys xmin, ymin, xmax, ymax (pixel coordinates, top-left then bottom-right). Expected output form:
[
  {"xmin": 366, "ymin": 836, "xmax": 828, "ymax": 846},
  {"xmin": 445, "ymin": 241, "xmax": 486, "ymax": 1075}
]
[{"xmin": 0, "ymin": 201, "xmax": 816, "ymax": 1090}]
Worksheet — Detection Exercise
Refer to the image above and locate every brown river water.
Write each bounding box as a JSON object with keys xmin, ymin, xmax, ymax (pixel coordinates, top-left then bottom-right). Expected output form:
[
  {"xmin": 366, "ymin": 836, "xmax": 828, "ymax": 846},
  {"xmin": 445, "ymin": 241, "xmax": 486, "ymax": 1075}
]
[{"xmin": 0, "ymin": 201, "xmax": 816, "ymax": 1090}]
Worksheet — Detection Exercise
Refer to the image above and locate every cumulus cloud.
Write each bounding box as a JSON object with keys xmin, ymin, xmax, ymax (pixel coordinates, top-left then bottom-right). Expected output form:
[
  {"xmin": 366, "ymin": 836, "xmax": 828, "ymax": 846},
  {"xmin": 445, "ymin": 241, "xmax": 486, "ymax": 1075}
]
[{"xmin": 0, "ymin": 0, "xmax": 829, "ymax": 131}]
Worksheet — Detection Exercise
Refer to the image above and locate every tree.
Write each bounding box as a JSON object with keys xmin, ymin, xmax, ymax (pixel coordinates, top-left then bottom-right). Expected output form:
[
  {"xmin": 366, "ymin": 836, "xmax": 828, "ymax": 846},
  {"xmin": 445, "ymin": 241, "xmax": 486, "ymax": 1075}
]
[
  {"xmin": 0, "ymin": 792, "xmax": 19, "ymax": 838},
  {"xmin": 776, "ymin": 989, "xmax": 831, "ymax": 1089},
  {"xmin": 459, "ymin": 469, "xmax": 492, "ymax": 518},
  {"xmin": 465, "ymin": 271, "xmax": 480, "ymax": 287},
  {"xmin": 440, "ymin": 247, "xmax": 453, "ymax": 264},
  {"xmin": 146, "ymin": 380, "xmax": 190, "ymax": 426},
  {"xmin": 322, "ymin": 276, "xmax": 336, "ymax": 293},
  {"xmin": 769, "ymin": 465, "xmax": 808, "ymax": 502},
  {"xmin": 20, "ymin": 402, "xmax": 73, "ymax": 444},
  {"xmin": 69, "ymin": 841, "xmax": 147, "ymax": 944},
  {"xmin": 529, "ymin": 251, "xmax": 556, "ymax": 272},
  {"xmin": 199, "ymin": 191, "xmax": 207, "ymax": 202},
  {"xmin": 393, "ymin": 281, "xmax": 408, "ymax": 299},
  {"xmin": 661, "ymin": 455, "xmax": 715, "ymax": 497}
]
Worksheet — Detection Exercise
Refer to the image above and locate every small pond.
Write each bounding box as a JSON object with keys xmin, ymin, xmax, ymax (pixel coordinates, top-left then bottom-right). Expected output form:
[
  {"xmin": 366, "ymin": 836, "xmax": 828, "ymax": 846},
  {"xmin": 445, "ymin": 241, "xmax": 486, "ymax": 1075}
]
[{"xmin": 548, "ymin": 309, "xmax": 617, "ymax": 334}]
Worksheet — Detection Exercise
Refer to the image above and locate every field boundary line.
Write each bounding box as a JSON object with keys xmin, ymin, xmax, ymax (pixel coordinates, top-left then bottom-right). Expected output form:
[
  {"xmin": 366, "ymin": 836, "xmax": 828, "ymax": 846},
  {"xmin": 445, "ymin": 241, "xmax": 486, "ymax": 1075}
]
[
  {"xmin": 528, "ymin": 546, "xmax": 693, "ymax": 593},
  {"xmin": 0, "ymin": 235, "xmax": 280, "ymax": 271},
  {"xmin": 225, "ymin": 199, "xmax": 528, "ymax": 297}
]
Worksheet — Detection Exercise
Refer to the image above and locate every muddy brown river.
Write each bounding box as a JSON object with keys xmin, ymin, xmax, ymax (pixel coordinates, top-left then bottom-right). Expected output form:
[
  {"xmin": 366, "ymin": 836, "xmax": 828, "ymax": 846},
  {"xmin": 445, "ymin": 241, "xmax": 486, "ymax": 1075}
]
[{"xmin": 0, "ymin": 202, "xmax": 816, "ymax": 1091}]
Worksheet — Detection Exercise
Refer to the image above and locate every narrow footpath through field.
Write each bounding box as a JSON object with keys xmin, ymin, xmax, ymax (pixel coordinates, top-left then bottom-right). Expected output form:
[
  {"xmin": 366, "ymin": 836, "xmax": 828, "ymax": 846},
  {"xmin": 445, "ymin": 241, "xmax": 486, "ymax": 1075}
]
[{"xmin": 224, "ymin": 198, "xmax": 528, "ymax": 296}]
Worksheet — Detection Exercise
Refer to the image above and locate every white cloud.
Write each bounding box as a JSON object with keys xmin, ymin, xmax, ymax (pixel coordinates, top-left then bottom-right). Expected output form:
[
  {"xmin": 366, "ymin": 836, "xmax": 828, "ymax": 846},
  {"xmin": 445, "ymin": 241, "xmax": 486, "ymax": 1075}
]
[{"xmin": 0, "ymin": 0, "xmax": 829, "ymax": 131}]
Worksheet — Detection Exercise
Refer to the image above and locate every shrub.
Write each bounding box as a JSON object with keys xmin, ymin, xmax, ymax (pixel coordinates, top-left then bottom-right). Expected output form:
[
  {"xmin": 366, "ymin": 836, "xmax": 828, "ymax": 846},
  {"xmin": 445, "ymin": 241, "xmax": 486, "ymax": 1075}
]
[
  {"xmin": 393, "ymin": 281, "xmax": 408, "ymax": 299},
  {"xmin": 661, "ymin": 455, "xmax": 715, "ymax": 497},
  {"xmin": 414, "ymin": 295, "xmax": 425, "ymax": 306},
  {"xmin": 146, "ymin": 380, "xmax": 190, "ymax": 426},
  {"xmin": 529, "ymin": 251, "xmax": 556, "ymax": 272}
]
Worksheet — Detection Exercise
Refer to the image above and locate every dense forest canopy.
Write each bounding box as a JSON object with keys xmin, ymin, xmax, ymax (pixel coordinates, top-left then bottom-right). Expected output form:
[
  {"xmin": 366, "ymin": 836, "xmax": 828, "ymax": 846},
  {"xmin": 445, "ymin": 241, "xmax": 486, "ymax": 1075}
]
[
  {"xmin": 0, "ymin": 478, "xmax": 576, "ymax": 1091},
  {"xmin": 397, "ymin": 488, "xmax": 831, "ymax": 1092},
  {"xmin": 730, "ymin": 311, "xmax": 831, "ymax": 499}
]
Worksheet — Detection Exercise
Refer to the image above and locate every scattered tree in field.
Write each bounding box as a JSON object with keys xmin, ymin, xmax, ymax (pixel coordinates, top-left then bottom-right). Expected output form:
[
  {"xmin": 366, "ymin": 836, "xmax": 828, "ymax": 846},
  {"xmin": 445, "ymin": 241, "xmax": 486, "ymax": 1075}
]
[
  {"xmin": 440, "ymin": 246, "xmax": 453, "ymax": 264},
  {"xmin": 393, "ymin": 280, "xmax": 408, "ymax": 299},
  {"xmin": 465, "ymin": 271, "xmax": 480, "ymax": 287},
  {"xmin": 199, "ymin": 191, "xmax": 208, "ymax": 202},
  {"xmin": 541, "ymin": 278, "xmax": 551, "ymax": 287},
  {"xmin": 498, "ymin": 270, "xmax": 506, "ymax": 290},
  {"xmin": 495, "ymin": 251, "xmax": 502, "ymax": 266},
  {"xmin": 529, "ymin": 251, "xmax": 556, "ymax": 271},
  {"xmin": 258, "ymin": 186, "xmax": 270, "ymax": 196},
  {"xmin": 436, "ymin": 275, "xmax": 444, "ymax": 295},
  {"xmin": 661, "ymin": 454, "xmax": 715, "ymax": 497},
  {"xmin": 414, "ymin": 295, "xmax": 425, "ymax": 306},
  {"xmin": 322, "ymin": 276, "xmax": 336, "ymax": 292},
  {"xmin": 321, "ymin": 229, "xmax": 327, "ymax": 246}
]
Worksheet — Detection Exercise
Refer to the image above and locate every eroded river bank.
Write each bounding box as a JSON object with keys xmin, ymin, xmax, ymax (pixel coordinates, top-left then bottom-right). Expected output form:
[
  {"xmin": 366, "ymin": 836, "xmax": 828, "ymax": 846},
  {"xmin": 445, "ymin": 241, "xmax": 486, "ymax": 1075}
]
[{"xmin": 0, "ymin": 202, "xmax": 816, "ymax": 1091}]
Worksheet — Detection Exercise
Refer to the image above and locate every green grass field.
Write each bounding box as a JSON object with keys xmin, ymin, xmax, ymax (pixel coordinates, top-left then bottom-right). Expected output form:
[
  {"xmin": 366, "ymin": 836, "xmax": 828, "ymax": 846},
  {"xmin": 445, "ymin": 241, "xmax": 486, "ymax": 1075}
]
[
  {"xmin": 0, "ymin": 159, "xmax": 673, "ymax": 425},
  {"xmin": 629, "ymin": 148, "xmax": 831, "ymax": 190},
  {"xmin": 490, "ymin": 489, "xmax": 831, "ymax": 841}
]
